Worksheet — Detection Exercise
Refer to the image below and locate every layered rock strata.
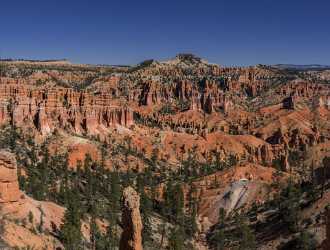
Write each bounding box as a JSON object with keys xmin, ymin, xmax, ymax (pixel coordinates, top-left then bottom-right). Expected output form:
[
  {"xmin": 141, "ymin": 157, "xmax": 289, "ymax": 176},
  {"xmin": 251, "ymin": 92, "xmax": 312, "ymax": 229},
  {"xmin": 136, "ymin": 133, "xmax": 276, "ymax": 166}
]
[{"xmin": 0, "ymin": 82, "xmax": 134, "ymax": 135}]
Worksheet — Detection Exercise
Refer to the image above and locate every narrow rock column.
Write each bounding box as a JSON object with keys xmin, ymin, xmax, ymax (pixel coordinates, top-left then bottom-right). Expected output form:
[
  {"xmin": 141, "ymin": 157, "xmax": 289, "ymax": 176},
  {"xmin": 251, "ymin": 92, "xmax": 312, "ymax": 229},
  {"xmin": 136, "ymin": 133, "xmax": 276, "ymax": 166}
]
[{"xmin": 119, "ymin": 186, "xmax": 143, "ymax": 250}]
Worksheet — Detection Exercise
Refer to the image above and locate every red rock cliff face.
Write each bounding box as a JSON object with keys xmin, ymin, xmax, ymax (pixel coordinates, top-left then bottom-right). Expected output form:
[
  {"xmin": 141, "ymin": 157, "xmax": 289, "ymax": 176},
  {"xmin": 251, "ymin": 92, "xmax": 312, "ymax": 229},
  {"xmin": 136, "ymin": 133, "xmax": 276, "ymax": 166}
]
[
  {"xmin": 138, "ymin": 79, "xmax": 228, "ymax": 114},
  {"xmin": 136, "ymin": 66, "xmax": 288, "ymax": 115},
  {"xmin": 0, "ymin": 81, "xmax": 134, "ymax": 135},
  {"xmin": 0, "ymin": 151, "xmax": 22, "ymax": 214}
]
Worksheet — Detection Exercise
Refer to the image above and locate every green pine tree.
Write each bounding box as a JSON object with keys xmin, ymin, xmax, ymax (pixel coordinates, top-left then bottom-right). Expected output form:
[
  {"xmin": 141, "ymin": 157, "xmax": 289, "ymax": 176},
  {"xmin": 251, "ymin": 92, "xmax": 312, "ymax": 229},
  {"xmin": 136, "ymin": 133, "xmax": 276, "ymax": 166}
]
[
  {"xmin": 168, "ymin": 226, "xmax": 185, "ymax": 250},
  {"xmin": 60, "ymin": 191, "xmax": 83, "ymax": 250},
  {"xmin": 236, "ymin": 215, "xmax": 256, "ymax": 250}
]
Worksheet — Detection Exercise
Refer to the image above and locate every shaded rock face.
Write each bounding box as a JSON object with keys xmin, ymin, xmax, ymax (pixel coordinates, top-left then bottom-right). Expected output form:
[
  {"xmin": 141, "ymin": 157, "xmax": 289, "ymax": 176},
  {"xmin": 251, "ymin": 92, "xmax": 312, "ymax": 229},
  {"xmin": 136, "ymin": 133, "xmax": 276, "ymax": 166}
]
[
  {"xmin": 138, "ymin": 79, "xmax": 226, "ymax": 114},
  {"xmin": 0, "ymin": 151, "xmax": 21, "ymax": 212},
  {"xmin": 0, "ymin": 82, "xmax": 134, "ymax": 136},
  {"xmin": 282, "ymin": 96, "xmax": 295, "ymax": 109},
  {"xmin": 120, "ymin": 187, "xmax": 143, "ymax": 250}
]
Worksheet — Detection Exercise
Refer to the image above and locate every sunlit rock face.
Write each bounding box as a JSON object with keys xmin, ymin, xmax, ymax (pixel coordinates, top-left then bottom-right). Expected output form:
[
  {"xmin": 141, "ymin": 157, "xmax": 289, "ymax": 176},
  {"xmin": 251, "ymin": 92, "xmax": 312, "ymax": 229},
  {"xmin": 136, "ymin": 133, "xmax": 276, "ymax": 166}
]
[
  {"xmin": 0, "ymin": 82, "xmax": 134, "ymax": 136},
  {"xmin": 0, "ymin": 151, "xmax": 22, "ymax": 213}
]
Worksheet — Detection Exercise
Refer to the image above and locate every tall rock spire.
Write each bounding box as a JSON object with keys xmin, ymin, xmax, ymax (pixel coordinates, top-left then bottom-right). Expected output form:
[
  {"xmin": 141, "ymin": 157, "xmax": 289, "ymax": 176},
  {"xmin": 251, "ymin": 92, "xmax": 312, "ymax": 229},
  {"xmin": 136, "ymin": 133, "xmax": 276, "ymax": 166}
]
[{"xmin": 119, "ymin": 186, "xmax": 143, "ymax": 250}]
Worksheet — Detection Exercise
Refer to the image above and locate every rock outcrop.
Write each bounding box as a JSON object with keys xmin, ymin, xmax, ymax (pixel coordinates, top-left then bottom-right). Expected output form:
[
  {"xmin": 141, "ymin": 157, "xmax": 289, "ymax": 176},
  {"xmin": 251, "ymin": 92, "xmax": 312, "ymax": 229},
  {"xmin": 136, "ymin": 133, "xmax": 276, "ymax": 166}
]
[
  {"xmin": 0, "ymin": 151, "xmax": 22, "ymax": 213},
  {"xmin": 0, "ymin": 151, "xmax": 66, "ymax": 249},
  {"xmin": 119, "ymin": 186, "xmax": 143, "ymax": 250}
]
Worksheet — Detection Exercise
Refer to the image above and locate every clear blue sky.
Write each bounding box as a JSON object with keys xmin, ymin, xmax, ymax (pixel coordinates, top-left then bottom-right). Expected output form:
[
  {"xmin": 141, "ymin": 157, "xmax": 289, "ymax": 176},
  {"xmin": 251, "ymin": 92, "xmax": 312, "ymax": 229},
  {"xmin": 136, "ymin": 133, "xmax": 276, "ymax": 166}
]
[{"xmin": 1, "ymin": 0, "xmax": 329, "ymax": 66}]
